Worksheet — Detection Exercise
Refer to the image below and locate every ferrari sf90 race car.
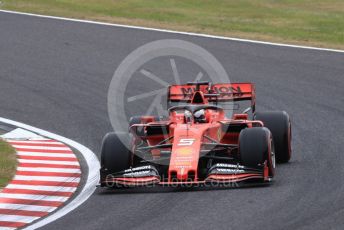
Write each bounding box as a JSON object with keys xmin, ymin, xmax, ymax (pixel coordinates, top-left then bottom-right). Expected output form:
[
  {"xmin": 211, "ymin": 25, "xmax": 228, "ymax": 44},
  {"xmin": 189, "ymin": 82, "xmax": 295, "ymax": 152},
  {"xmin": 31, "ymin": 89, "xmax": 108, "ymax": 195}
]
[{"xmin": 100, "ymin": 82, "xmax": 291, "ymax": 187}]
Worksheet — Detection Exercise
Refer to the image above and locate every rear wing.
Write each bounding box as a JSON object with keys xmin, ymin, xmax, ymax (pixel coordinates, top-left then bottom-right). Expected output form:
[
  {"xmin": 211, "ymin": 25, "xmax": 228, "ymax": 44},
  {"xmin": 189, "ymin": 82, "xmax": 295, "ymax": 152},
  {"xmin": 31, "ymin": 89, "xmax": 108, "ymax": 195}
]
[{"xmin": 167, "ymin": 82, "xmax": 256, "ymax": 111}]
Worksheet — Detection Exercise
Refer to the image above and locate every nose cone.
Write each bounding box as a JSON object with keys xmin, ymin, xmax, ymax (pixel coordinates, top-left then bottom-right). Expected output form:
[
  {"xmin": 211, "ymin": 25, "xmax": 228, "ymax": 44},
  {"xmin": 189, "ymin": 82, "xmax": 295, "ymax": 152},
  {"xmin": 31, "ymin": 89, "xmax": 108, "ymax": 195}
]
[
  {"xmin": 172, "ymin": 147, "xmax": 194, "ymax": 180},
  {"xmin": 168, "ymin": 124, "xmax": 208, "ymax": 182}
]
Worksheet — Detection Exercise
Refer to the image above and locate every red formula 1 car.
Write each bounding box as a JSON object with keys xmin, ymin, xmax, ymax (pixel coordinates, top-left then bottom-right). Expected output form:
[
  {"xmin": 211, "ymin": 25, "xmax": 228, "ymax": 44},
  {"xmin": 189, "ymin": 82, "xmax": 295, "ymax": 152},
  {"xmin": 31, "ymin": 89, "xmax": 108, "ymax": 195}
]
[{"xmin": 100, "ymin": 82, "xmax": 291, "ymax": 187}]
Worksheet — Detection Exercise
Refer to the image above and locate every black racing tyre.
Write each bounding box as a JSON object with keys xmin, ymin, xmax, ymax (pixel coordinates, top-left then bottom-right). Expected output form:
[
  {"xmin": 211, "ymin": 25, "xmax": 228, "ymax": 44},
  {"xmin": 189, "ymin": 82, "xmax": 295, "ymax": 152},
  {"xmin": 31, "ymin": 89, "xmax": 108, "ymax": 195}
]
[
  {"xmin": 255, "ymin": 111, "xmax": 291, "ymax": 163},
  {"xmin": 239, "ymin": 127, "xmax": 275, "ymax": 177},
  {"xmin": 100, "ymin": 132, "xmax": 131, "ymax": 173}
]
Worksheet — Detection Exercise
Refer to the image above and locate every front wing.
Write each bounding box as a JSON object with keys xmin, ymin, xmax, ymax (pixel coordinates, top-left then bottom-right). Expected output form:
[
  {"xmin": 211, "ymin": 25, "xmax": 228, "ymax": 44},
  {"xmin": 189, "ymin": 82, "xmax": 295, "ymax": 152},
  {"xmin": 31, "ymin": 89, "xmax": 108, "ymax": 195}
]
[{"xmin": 100, "ymin": 163, "xmax": 271, "ymax": 187}]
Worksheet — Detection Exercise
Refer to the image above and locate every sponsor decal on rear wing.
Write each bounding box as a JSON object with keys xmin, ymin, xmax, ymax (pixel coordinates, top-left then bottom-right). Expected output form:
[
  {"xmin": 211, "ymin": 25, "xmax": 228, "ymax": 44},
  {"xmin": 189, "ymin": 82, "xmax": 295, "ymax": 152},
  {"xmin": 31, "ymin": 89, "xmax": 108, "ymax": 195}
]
[{"xmin": 168, "ymin": 83, "xmax": 256, "ymax": 110}]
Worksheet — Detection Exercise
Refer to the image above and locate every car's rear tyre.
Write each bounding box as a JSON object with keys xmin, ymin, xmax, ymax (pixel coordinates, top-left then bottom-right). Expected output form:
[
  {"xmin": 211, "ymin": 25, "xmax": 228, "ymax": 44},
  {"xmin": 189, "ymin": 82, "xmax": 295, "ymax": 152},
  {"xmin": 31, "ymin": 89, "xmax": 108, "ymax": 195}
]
[
  {"xmin": 255, "ymin": 111, "xmax": 291, "ymax": 163},
  {"xmin": 100, "ymin": 132, "xmax": 131, "ymax": 174},
  {"xmin": 239, "ymin": 127, "xmax": 275, "ymax": 177}
]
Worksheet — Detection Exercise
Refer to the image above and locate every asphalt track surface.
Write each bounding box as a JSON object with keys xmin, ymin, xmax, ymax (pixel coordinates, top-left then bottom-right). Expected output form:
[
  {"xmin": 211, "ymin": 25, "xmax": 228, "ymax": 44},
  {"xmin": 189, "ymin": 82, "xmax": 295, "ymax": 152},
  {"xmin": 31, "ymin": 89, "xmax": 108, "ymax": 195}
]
[{"xmin": 0, "ymin": 11, "xmax": 344, "ymax": 230}]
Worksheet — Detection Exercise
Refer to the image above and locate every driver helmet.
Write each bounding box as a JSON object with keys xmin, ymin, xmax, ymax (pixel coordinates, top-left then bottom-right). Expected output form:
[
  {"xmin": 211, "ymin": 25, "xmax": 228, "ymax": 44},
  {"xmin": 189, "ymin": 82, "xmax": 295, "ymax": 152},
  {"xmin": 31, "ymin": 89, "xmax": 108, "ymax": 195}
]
[{"xmin": 194, "ymin": 109, "xmax": 206, "ymax": 123}]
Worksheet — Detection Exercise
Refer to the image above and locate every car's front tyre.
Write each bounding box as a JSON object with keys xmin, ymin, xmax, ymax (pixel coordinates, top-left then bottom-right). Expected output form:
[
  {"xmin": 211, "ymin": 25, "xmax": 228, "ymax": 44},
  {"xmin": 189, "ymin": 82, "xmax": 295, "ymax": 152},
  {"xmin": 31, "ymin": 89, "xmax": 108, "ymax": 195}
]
[
  {"xmin": 100, "ymin": 132, "xmax": 131, "ymax": 186},
  {"xmin": 239, "ymin": 127, "xmax": 275, "ymax": 177}
]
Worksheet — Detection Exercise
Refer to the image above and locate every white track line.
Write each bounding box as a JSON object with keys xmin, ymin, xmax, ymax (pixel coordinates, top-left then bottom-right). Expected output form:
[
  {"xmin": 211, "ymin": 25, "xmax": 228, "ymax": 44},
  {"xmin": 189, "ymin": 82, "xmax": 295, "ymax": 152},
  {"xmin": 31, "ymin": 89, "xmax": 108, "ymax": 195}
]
[
  {"xmin": 0, "ymin": 9, "xmax": 343, "ymax": 53},
  {"xmin": 17, "ymin": 167, "xmax": 81, "ymax": 173},
  {"xmin": 13, "ymin": 175, "xmax": 80, "ymax": 183},
  {"xmin": 0, "ymin": 227, "xmax": 16, "ymax": 230},
  {"xmin": 0, "ymin": 203, "xmax": 57, "ymax": 212},
  {"xmin": 0, "ymin": 194, "xmax": 69, "ymax": 202},
  {"xmin": 12, "ymin": 145, "xmax": 71, "ymax": 150},
  {"xmin": 18, "ymin": 159, "xmax": 80, "ymax": 165},
  {"xmin": 6, "ymin": 184, "xmax": 77, "ymax": 193},
  {"xmin": 17, "ymin": 152, "xmax": 76, "ymax": 158},
  {"xmin": 8, "ymin": 141, "xmax": 65, "ymax": 145},
  {"xmin": 0, "ymin": 117, "xmax": 100, "ymax": 230},
  {"xmin": 0, "ymin": 215, "xmax": 40, "ymax": 224}
]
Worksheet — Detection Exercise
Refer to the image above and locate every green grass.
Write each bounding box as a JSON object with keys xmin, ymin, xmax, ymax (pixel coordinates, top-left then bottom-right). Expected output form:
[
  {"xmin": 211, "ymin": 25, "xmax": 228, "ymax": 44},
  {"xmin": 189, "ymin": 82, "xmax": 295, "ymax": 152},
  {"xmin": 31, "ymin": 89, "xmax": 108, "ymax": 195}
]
[
  {"xmin": 0, "ymin": 139, "xmax": 17, "ymax": 189},
  {"xmin": 1, "ymin": 0, "xmax": 343, "ymax": 49}
]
